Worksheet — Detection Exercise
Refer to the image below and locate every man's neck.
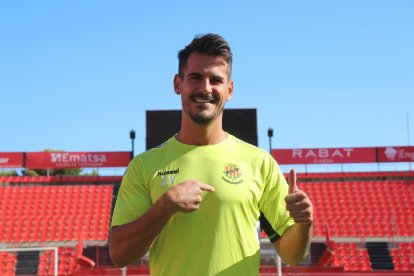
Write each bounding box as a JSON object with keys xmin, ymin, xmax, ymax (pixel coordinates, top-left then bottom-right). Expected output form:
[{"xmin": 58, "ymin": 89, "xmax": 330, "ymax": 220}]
[{"xmin": 176, "ymin": 120, "xmax": 228, "ymax": 146}]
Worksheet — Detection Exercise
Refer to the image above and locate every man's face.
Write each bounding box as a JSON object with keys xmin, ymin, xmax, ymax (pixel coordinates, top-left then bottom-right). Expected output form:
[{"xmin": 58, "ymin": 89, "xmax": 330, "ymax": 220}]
[{"xmin": 174, "ymin": 52, "xmax": 234, "ymax": 125}]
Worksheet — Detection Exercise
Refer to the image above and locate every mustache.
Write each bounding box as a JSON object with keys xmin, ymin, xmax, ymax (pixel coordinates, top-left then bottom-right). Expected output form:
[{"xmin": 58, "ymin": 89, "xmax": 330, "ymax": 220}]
[{"xmin": 190, "ymin": 93, "xmax": 216, "ymax": 102}]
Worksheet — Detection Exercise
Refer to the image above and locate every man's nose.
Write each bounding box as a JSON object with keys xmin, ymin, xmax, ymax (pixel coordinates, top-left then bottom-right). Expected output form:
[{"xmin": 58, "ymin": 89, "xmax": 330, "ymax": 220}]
[{"xmin": 199, "ymin": 78, "xmax": 212, "ymax": 94}]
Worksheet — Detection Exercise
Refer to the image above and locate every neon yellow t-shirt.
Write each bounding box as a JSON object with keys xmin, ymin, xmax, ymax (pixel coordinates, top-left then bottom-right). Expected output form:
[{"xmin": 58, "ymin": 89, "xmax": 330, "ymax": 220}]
[{"xmin": 111, "ymin": 134, "xmax": 294, "ymax": 275}]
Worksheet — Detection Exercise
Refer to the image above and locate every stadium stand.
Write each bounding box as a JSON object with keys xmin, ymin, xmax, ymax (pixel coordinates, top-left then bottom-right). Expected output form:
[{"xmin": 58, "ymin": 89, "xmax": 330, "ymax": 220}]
[
  {"xmin": 298, "ymin": 180, "xmax": 414, "ymax": 241},
  {"xmin": 0, "ymin": 181, "xmax": 112, "ymax": 275},
  {"xmin": 0, "ymin": 252, "xmax": 17, "ymax": 276},
  {"xmin": 332, "ymin": 243, "xmax": 371, "ymax": 271},
  {"xmin": 390, "ymin": 243, "xmax": 414, "ymax": 271},
  {"xmin": 0, "ymin": 185, "xmax": 113, "ymax": 245},
  {"xmin": 1, "ymin": 171, "xmax": 414, "ymax": 275},
  {"xmin": 284, "ymin": 171, "xmax": 414, "ymax": 272},
  {"xmin": 0, "ymin": 175, "xmax": 123, "ymax": 185}
]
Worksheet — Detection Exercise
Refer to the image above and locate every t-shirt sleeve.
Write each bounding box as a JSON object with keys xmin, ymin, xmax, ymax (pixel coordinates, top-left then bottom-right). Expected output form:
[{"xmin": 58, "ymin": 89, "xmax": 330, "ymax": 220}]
[
  {"xmin": 258, "ymin": 154, "xmax": 295, "ymax": 242},
  {"xmin": 111, "ymin": 158, "xmax": 153, "ymax": 227}
]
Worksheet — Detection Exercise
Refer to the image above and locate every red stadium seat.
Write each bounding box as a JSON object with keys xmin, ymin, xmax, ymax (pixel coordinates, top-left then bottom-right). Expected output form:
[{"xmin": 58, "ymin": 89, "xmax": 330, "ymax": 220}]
[
  {"xmin": 307, "ymin": 176, "xmax": 414, "ymax": 240},
  {"xmin": 0, "ymin": 185, "xmax": 113, "ymax": 245}
]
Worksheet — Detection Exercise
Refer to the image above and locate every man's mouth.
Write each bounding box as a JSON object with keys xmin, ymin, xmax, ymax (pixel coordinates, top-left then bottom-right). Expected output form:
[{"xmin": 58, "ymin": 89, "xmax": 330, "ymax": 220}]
[{"xmin": 191, "ymin": 94, "xmax": 216, "ymax": 104}]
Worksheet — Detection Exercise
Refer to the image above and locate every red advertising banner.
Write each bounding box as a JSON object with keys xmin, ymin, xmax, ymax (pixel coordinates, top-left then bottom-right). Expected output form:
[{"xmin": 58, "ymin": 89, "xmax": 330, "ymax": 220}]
[
  {"xmin": 0, "ymin": 152, "xmax": 24, "ymax": 168},
  {"xmin": 25, "ymin": 151, "xmax": 131, "ymax": 169},
  {"xmin": 272, "ymin": 147, "xmax": 377, "ymax": 164},
  {"xmin": 377, "ymin": 146, "xmax": 414, "ymax": 163}
]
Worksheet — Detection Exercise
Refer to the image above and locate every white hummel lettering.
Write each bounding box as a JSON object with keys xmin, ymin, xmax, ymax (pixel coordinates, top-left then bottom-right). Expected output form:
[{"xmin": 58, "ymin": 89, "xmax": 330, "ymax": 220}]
[{"xmin": 161, "ymin": 175, "xmax": 175, "ymax": 186}]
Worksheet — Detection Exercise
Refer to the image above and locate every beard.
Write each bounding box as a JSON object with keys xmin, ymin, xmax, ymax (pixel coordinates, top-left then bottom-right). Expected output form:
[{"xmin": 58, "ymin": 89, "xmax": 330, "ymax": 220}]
[
  {"xmin": 183, "ymin": 93, "xmax": 225, "ymax": 125},
  {"xmin": 188, "ymin": 110, "xmax": 217, "ymax": 125}
]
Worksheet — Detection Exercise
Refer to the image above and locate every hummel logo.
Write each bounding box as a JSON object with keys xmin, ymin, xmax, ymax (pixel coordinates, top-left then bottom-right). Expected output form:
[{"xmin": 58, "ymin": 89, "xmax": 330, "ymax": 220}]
[
  {"xmin": 158, "ymin": 168, "xmax": 180, "ymax": 186},
  {"xmin": 157, "ymin": 168, "xmax": 180, "ymax": 177}
]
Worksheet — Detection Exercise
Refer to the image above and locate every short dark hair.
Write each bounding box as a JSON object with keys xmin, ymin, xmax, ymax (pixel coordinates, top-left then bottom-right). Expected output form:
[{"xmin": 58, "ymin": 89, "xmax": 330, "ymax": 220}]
[{"xmin": 178, "ymin": 33, "xmax": 233, "ymax": 78}]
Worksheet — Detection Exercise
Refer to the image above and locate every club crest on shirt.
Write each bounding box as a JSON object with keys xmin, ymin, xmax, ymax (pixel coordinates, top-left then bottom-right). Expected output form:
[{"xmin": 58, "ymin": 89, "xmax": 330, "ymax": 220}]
[{"xmin": 222, "ymin": 163, "xmax": 243, "ymax": 185}]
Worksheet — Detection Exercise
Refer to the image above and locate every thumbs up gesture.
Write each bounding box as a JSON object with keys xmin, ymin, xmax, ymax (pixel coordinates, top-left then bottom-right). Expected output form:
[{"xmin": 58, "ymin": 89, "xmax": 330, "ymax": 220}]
[{"xmin": 285, "ymin": 169, "xmax": 313, "ymax": 224}]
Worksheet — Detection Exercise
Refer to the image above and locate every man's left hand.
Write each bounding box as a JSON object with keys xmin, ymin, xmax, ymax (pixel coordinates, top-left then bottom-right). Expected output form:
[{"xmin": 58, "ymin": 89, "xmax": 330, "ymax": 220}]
[{"xmin": 285, "ymin": 169, "xmax": 313, "ymax": 224}]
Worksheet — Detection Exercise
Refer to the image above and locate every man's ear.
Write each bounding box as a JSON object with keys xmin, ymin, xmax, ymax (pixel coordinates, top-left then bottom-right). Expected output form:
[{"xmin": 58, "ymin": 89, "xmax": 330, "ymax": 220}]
[
  {"xmin": 173, "ymin": 74, "xmax": 181, "ymax": 95},
  {"xmin": 226, "ymin": 80, "xmax": 234, "ymax": 101}
]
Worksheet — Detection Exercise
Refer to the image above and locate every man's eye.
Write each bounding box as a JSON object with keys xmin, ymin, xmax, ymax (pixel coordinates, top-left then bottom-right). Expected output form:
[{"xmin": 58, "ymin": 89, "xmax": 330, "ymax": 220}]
[{"xmin": 189, "ymin": 75, "xmax": 200, "ymax": 80}]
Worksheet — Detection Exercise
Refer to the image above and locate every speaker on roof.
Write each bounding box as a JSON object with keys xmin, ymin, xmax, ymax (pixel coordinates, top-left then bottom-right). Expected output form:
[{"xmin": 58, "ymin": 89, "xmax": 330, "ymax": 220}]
[{"xmin": 146, "ymin": 109, "xmax": 257, "ymax": 150}]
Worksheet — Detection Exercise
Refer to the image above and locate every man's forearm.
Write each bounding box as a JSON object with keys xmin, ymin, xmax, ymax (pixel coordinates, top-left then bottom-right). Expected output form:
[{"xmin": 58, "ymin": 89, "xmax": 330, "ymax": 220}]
[
  {"xmin": 109, "ymin": 195, "xmax": 175, "ymax": 267},
  {"xmin": 109, "ymin": 179, "xmax": 214, "ymax": 267},
  {"xmin": 273, "ymin": 223, "xmax": 312, "ymax": 265}
]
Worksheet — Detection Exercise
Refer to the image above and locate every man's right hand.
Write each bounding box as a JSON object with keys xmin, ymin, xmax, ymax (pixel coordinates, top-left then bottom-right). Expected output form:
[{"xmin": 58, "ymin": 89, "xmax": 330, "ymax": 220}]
[
  {"xmin": 110, "ymin": 180, "xmax": 214, "ymax": 267},
  {"xmin": 164, "ymin": 180, "xmax": 215, "ymax": 213}
]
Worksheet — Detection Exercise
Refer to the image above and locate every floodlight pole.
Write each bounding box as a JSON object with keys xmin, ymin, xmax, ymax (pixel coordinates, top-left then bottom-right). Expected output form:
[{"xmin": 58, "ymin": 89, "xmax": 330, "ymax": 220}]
[
  {"xmin": 267, "ymin": 127, "xmax": 273, "ymax": 154},
  {"xmin": 408, "ymin": 112, "xmax": 411, "ymax": 146},
  {"xmin": 407, "ymin": 112, "xmax": 411, "ymax": 171},
  {"xmin": 267, "ymin": 127, "xmax": 282, "ymax": 276},
  {"xmin": 130, "ymin": 129, "xmax": 136, "ymax": 160}
]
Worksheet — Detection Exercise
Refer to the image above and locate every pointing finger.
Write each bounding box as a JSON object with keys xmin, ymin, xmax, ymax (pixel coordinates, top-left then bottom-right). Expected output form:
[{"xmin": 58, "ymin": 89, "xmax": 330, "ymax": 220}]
[
  {"xmin": 288, "ymin": 169, "xmax": 298, "ymax": 194},
  {"xmin": 199, "ymin": 183, "xmax": 215, "ymax": 192}
]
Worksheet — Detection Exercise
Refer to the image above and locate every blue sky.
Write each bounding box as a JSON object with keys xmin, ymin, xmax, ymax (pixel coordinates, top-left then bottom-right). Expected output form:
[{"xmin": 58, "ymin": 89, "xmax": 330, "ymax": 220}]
[{"xmin": 1, "ymin": 1, "xmax": 413, "ymax": 173}]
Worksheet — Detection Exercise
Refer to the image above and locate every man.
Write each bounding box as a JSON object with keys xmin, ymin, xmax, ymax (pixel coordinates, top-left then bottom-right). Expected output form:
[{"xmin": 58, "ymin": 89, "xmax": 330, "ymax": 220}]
[{"xmin": 109, "ymin": 33, "xmax": 313, "ymax": 275}]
